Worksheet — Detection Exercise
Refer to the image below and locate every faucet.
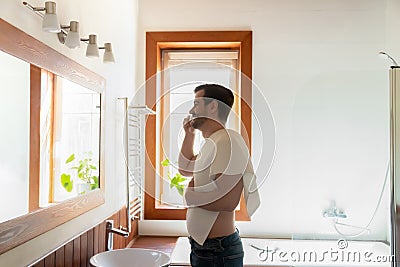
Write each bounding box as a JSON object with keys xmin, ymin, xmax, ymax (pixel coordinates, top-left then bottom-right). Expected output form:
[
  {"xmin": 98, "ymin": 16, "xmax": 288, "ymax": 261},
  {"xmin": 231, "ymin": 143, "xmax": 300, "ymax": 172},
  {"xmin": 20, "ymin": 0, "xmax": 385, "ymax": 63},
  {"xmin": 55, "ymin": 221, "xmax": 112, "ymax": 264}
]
[{"xmin": 106, "ymin": 220, "xmax": 130, "ymax": 251}]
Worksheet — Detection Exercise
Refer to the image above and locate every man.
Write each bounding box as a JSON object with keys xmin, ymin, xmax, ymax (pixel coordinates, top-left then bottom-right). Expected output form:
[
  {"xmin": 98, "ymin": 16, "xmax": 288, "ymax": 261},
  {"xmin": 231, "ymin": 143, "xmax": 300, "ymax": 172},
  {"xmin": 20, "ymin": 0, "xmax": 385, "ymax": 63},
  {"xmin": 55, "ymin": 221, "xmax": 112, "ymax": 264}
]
[{"xmin": 178, "ymin": 84, "xmax": 259, "ymax": 267}]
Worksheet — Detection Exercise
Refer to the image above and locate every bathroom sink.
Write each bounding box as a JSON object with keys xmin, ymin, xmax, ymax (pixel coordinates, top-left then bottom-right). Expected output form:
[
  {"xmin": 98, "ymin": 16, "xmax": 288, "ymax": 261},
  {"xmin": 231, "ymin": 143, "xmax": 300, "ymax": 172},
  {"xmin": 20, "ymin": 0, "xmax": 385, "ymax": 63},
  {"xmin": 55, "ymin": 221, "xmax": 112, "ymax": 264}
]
[{"xmin": 90, "ymin": 248, "xmax": 170, "ymax": 267}]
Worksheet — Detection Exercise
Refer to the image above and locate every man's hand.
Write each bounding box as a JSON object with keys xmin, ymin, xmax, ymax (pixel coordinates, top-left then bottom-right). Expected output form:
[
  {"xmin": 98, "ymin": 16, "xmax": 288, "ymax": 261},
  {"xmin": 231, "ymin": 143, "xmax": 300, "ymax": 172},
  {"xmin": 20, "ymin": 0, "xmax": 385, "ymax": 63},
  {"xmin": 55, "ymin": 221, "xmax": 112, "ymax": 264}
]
[
  {"xmin": 184, "ymin": 178, "xmax": 194, "ymax": 206},
  {"xmin": 188, "ymin": 178, "xmax": 194, "ymax": 188},
  {"xmin": 179, "ymin": 116, "xmax": 196, "ymax": 176},
  {"xmin": 183, "ymin": 115, "xmax": 195, "ymax": 135}
]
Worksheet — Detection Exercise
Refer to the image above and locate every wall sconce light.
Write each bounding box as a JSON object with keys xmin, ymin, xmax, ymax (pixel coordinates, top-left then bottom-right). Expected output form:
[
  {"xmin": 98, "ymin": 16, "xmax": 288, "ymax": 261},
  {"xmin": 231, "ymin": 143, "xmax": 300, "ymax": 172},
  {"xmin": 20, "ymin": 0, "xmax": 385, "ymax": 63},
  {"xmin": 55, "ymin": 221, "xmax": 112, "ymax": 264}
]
[
  {"xmin": 80, "ymin": 37, "xmax": 115, "ymax": 63},
  {"xmin": 100, "ymin": 43, "xmax": 115, "ymax": 63},
  {"xmin": 42, "ymin": 1, "xmax": 60, "ymax": 33},
  {"xmin": 23, "ymin": 1, "xmax": 60, "ymax": 33},
  {"xmin": 23, "ymin": 1, "xmax": 116, "ymax": 63},
  {"xmin": 82, "ymin": 34, "xmax": 99, "ymax": 58},
  {"xmin": 64, "ymin": 21, "xmax": 80, "ymax": 49}
]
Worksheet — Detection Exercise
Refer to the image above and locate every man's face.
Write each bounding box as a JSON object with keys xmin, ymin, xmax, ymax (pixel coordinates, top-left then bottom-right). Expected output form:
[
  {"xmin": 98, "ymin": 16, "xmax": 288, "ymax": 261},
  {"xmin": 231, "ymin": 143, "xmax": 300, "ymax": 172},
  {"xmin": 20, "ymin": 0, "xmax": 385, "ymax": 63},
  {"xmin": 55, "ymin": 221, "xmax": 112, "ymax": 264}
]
[{"xmin": 189, "ymin": 90, "xmax": 209, "ymax": 129}]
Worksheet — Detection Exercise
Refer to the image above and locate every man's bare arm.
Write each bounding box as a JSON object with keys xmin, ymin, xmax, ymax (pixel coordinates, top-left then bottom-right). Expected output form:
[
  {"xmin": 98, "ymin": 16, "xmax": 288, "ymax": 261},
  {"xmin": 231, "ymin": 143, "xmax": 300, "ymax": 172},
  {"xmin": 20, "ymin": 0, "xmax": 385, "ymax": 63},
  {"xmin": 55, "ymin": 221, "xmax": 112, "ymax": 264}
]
[{"xmin": 178, "ymin": 132, "xmax": 196, "ymax": 176}]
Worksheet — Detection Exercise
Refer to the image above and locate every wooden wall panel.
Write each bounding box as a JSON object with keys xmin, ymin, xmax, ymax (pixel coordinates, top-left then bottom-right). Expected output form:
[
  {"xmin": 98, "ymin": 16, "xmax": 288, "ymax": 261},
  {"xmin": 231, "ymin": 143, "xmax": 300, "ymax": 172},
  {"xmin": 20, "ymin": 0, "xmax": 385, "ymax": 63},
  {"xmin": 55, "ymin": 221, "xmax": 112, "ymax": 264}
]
[
  {"xmin": 55, "ymin": 247, "xmax": 64, "ymax": 267},
  {"xmin": 119, "ymin": 208, "xmax": 127, "ymax": 248},
  {"xmin": 98, "ymin": 221, "xmax": 106, "ymax": 252},
  {"xmin": 79, "ymin": 232, "xmax": 87, "ymax": 267},
  {"xmin": 64, "ymin": 241, "xmax": 73, "ymax": 267},
  {"xmin": 86, "ymin": 229, "xmax": 94, "ymax": 267},
  {"xmin": 30, "ymin": 207, "xmax": 137, "ymax": 267},
  {"xmin": 44, "ymin": 253, "xmax": 55, "ymax": 267},
  {"xmin": 126, "ymin": 218, "xmax": 139, "ymax": 247},
  {"xmin": 93, "ymin": 224, "xmax": 99, "ymax": 256},
  {"xmin": 73, "ymin": 238, "xmax": 80, "ymax": 266}
]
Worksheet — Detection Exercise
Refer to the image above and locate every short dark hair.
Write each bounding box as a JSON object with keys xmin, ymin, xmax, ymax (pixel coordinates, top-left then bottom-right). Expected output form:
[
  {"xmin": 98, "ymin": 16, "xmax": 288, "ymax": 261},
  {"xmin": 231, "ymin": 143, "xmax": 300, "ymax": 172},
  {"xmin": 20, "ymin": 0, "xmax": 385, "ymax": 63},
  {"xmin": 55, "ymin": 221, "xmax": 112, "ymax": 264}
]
[{"xmin": 194, "ymin": 84, "xmax": 234, "ymax": 123}]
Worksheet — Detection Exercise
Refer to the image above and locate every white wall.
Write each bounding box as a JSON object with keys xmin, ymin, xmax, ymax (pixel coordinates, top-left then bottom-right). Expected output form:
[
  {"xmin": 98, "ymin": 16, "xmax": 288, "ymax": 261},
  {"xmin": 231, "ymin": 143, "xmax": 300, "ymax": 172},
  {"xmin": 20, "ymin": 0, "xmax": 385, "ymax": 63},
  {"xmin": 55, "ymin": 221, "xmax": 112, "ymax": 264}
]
[
  {"xmin": 0, "ymin": 0, "xmax": 138, "ymax": 265},
  {"xmin": 137, "ymin": 0, "xmax": 397, "ymax": 241}
]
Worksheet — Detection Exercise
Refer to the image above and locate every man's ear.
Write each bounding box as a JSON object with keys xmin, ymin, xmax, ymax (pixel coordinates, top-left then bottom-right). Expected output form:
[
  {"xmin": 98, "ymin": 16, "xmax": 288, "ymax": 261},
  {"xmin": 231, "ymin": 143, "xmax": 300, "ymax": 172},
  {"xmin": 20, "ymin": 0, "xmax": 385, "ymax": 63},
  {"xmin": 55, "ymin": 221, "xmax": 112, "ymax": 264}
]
[{"xmin": 209, "ymin": 100, "xmax": 219, "ymax": 114}]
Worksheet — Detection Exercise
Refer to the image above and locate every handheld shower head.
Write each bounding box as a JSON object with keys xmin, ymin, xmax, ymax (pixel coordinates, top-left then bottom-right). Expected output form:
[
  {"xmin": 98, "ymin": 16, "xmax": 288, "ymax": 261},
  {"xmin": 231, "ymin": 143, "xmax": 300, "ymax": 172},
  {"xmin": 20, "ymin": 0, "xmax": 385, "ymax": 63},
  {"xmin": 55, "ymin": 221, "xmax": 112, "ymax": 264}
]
[{"xmin": 379, "ymin": 51, "xmax": 399, "ymax": 67}]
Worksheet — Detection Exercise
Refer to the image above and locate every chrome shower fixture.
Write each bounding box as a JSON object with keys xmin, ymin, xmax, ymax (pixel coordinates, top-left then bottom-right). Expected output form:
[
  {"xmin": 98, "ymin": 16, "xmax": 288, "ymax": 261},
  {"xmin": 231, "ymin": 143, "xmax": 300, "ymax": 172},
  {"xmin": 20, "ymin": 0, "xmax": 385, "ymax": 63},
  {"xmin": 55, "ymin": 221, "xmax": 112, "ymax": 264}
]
[
  {"xmin": 379, "ymin": 51, "xmax": 399, "ymax": 67},
  {"xmin": 323, "ymin": 206, "xmax": 347, "ymax": 219}
]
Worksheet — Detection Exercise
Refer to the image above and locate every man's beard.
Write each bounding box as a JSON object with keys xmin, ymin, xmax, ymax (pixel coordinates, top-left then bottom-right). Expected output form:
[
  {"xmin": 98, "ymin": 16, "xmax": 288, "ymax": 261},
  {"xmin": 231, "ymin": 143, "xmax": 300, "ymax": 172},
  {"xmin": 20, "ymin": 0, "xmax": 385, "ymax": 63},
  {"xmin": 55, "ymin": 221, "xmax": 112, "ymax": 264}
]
[{"xmin": 190, "ymin": 117, "xmax": 206, "ymax": 129}]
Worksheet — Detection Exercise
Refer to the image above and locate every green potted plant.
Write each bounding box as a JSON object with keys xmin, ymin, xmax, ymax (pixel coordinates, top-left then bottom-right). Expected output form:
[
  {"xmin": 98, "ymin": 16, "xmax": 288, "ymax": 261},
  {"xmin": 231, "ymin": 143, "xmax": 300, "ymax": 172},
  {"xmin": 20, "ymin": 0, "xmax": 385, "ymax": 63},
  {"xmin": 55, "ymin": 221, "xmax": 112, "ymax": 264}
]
[
  {"xmin": 161, "ymin": 158, "xmax": 187, "ymax": 196},
  {"xmin": 61, "ymin": 151, "xmax": 99, "ymax": 194}
]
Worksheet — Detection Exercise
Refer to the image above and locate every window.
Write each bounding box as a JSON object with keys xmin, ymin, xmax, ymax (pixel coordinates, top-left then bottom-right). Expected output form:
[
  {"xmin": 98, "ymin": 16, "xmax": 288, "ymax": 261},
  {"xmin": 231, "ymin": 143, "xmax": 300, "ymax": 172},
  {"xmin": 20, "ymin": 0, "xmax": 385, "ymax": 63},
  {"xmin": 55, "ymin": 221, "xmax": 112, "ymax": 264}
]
[
  {"xmin": 145, "ymin": 31, "xmax": 253, "ymax": 220},
  {"xmin": 13, "ymin": 65, "xmax": 101, "ymax": 215},
  {"xmin": 43, "ymin": 76, "xmax": 101, "ymax": 205}
]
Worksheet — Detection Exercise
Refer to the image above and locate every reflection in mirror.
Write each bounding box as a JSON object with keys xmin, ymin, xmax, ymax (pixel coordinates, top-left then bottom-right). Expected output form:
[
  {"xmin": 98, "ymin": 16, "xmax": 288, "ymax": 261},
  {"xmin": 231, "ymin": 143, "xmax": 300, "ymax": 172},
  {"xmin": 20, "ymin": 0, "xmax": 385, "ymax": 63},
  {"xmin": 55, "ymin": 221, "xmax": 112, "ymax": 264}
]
[
  {"xmin": 0, "ymin": 50, "xmax": 30, "ymax": 223},
  {"xmin": 0, "ymin": 18, "xmax": 105, "ymax": 255},
  {"xmin": 42, "ymin": 77, "xmax": 101, "ymax": 205}
]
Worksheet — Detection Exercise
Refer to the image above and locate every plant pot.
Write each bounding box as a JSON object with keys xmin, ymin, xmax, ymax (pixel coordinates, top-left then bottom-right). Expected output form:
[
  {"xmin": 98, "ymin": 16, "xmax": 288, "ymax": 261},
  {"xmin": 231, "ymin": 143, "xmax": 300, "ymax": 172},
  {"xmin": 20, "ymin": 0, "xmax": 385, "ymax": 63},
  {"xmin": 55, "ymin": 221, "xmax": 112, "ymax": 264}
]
[{"xmin": 77, "ymin": 183, "xmax": 91, "ymax": 195}]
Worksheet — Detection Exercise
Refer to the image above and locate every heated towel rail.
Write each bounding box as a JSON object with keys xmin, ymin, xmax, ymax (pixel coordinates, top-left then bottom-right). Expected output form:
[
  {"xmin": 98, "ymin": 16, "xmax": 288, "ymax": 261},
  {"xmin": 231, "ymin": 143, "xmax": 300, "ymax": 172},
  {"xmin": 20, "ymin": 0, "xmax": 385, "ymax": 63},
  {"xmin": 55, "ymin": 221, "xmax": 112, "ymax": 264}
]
[{"xmin": 119, "ymin": 97, "xmax": 155, "ymax": 232}]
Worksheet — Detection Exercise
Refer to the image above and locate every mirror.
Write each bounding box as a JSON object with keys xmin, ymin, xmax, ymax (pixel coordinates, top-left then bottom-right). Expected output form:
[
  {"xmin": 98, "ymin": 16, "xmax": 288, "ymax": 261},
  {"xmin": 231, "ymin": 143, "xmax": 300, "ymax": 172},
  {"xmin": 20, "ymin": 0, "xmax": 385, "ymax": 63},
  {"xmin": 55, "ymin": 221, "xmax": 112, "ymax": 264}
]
[{"xmin": 0, "ymin": 18, "xmax": 105, "ymax": 254}]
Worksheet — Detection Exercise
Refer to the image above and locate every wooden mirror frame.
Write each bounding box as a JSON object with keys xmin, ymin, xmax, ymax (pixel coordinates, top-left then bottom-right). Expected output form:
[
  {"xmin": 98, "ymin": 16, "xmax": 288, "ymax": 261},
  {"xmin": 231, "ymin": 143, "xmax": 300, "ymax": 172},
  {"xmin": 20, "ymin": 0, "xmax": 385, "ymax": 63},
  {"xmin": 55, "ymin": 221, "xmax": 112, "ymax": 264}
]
[{"xmin": 0, "ymin": 19, "xmax": 105, "ymax": 254}]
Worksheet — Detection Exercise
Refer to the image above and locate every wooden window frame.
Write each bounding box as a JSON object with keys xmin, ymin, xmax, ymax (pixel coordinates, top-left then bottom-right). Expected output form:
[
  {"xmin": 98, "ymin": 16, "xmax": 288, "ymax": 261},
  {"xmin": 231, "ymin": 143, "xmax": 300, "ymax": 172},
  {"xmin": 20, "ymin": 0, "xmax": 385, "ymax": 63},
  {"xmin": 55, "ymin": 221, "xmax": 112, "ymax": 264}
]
[
  {"xmin": 145, "ymin": 31, "xmax": 253, "ymax": 220},
  {"xmin": 29, "ymin": 67, "xmax": 56, "ymax": 211},
  {"xmin": 28, "ymin": 65, "xmax": 41, "ymax": 212},
  {"xmin": 159, "ymin": 49, "xmax": 240, "ymax": 205}
]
